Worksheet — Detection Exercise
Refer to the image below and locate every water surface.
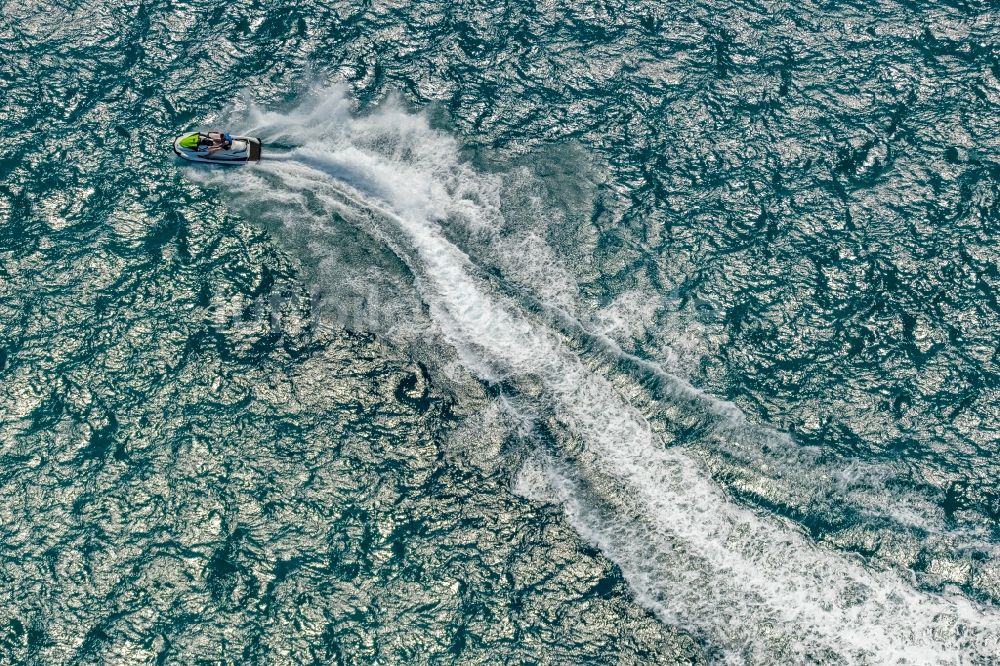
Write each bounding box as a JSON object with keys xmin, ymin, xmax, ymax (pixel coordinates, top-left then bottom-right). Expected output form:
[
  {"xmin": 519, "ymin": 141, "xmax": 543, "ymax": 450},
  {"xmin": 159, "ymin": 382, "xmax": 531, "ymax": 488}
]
[{"xmin": 1, "ymin": 0, "xmax": 999, "ymax": 663}]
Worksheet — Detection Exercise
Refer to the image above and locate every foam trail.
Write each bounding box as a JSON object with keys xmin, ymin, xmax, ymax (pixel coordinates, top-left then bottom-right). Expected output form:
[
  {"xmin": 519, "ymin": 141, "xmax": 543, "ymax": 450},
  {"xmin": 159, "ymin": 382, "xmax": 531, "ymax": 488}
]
[
  {"xmin": 442, "ymin": 186, "xmax": 1000, "ymax": 560},
  {"xmin": 199, "ymin": 87, "xmax": 1000, "ymax": 663}
]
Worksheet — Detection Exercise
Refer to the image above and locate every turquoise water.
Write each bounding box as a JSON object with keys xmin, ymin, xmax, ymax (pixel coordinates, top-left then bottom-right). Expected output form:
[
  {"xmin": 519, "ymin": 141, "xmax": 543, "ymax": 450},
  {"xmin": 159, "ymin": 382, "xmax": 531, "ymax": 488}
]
[{"xmin": 2, "ymin": 0, "xmax": 1000, "ymax": 663}]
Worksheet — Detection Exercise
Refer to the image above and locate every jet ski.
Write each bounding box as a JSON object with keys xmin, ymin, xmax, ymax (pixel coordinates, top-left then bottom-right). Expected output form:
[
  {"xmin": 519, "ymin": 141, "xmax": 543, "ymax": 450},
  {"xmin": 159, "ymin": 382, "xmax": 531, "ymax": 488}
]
[{"xmin": 173, "ymin": 131, "xmax": 261, "ymax": 165}]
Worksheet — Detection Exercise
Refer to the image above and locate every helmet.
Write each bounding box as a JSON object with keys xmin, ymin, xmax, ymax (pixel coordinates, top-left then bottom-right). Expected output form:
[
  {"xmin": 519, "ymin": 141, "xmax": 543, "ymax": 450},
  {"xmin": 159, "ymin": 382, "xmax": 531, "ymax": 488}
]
[{"xmin": 224, "ymin": 133, "xmax": 232, "ymax": 142}]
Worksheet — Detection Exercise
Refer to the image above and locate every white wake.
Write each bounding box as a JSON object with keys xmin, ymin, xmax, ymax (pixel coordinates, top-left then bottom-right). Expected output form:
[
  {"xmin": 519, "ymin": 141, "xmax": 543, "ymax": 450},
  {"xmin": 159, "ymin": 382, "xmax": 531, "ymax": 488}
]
[{"xmin": 193, "ymin": 87, "xmax": 1000, "ymax": 664}]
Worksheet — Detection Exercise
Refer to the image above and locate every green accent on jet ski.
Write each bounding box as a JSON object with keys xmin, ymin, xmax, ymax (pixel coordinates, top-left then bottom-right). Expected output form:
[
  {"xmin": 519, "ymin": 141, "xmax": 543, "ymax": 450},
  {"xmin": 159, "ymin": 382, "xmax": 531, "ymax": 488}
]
[{"xmin": 179, "ymin": 134, "xmax": 199, "ymax": 149}]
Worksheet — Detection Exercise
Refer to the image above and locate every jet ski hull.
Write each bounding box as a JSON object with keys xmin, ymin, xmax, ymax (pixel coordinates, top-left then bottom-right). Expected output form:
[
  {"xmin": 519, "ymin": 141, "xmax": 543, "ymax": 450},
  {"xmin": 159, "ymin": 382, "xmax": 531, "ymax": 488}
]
[{"xmin": 173, "ymin": 132, "xmax": 261, "ymax": 165}]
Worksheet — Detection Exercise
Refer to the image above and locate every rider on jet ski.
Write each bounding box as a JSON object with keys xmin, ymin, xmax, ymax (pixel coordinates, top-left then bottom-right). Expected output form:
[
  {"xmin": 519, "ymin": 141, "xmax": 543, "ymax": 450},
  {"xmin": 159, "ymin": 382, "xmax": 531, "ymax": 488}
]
[
  {"xmin": 175, "ymin": 130, "xmax": 259, "ymax": 164},
  {"xmin": 205, "ymin": 132, "xmax": 233, "ymax": 153}
]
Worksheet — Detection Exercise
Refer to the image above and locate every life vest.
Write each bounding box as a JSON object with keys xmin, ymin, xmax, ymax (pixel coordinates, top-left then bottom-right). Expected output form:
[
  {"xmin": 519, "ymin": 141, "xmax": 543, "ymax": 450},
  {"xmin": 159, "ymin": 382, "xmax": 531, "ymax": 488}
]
[{"xmin": 179, "ymin": 134, "xmax": 200, "ymax": 150}]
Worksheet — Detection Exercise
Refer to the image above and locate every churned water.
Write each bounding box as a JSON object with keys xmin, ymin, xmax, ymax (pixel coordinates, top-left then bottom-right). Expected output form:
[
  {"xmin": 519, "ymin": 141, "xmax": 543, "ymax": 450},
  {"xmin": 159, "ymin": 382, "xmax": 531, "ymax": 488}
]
[{"xmin": 2, "ymin": 0, "xmax": 999, "ymax": 664}]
